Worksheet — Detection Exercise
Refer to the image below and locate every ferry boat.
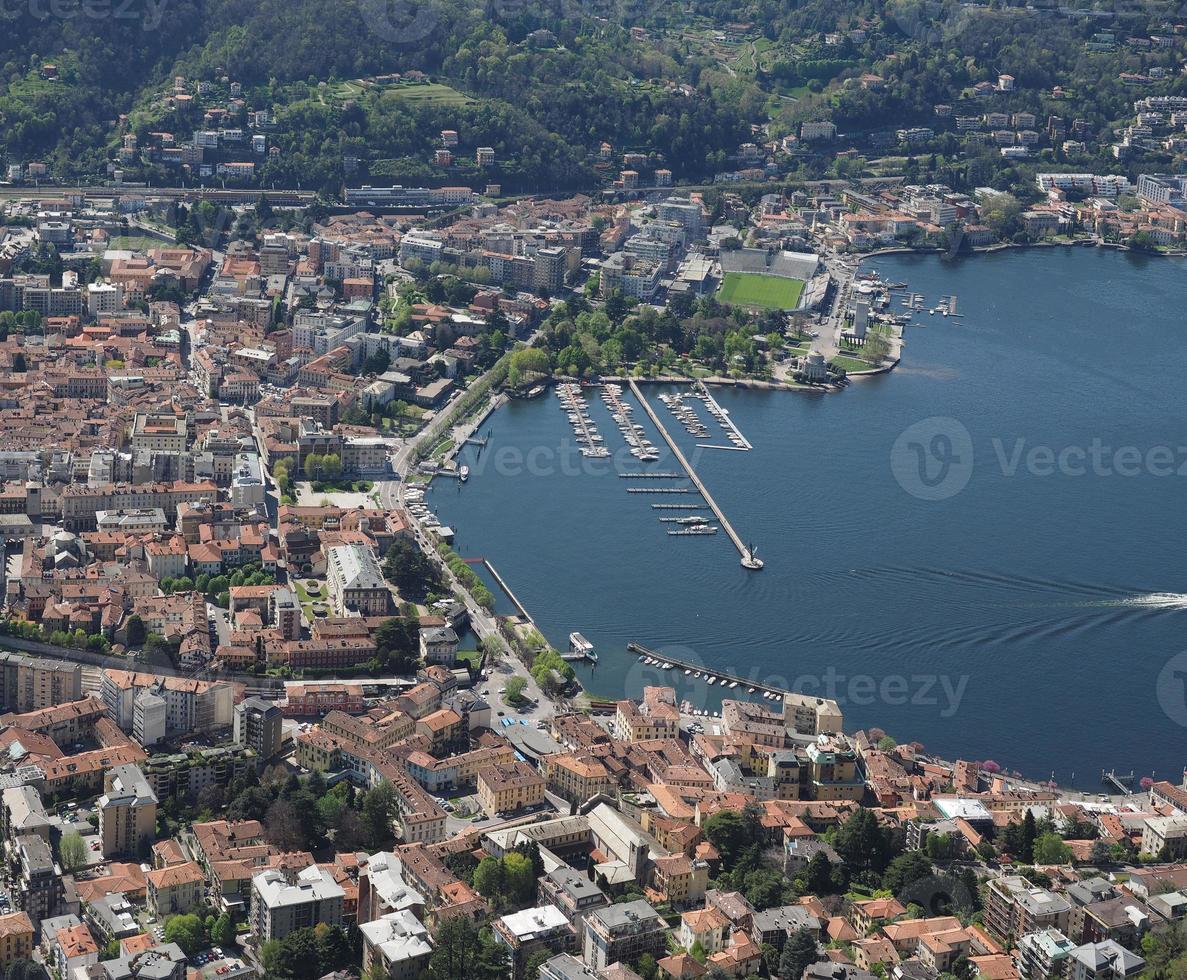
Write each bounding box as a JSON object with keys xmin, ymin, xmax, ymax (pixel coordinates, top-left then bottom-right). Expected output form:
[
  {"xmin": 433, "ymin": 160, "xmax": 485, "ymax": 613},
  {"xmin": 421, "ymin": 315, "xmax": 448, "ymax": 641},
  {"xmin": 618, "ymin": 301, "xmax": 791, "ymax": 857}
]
[{"xmin": 567, "ymin": 632, "xmax": 597, "ymax": 662}]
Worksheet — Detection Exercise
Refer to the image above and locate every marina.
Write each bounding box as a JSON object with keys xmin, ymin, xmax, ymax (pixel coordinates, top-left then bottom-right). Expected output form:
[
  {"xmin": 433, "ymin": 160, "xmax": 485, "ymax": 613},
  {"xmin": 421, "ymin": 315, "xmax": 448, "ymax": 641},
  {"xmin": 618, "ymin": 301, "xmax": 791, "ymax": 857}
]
[
  {"xmin": 602, "ymin": 383, "xmax": 660, "ymax": 461},
  {"xmin": 627, "ymin": 642, "xmax": 790, "ymax": 701},
  {"xmin": 629, "ymin": 379, "xmax": 763, "ymax": 569},
  {"xmin": 556, "ymin": 383, "xmax": 610, "ymax": 458},
  {"xmin": 694, "ymin": 383, "xmax": 752, "ymax": 450}
]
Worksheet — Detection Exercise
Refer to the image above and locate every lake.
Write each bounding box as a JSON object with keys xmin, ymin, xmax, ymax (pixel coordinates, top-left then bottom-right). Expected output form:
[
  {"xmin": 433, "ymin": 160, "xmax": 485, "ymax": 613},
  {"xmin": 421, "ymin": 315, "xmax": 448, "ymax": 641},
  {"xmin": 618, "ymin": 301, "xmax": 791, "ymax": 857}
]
[{"xmin": 434, "ymin": 247, "xmax": 1187, "ymax": 786}]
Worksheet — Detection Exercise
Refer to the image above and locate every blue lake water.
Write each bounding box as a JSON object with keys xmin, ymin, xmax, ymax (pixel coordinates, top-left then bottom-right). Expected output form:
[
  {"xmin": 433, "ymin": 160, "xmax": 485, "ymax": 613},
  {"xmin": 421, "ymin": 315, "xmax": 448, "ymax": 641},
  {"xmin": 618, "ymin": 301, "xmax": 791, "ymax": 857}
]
[{"xmin": 433, "ymin": 247, "xmax": 1187, "ymax": 786}]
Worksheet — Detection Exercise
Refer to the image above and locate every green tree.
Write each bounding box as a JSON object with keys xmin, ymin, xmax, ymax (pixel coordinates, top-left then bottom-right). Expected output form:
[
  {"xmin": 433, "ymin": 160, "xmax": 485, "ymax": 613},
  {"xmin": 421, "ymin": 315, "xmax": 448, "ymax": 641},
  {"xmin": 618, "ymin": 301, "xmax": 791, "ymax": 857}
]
[
  {"xmin": 125, "ymin": 614, "xmax": 146, "ymax": 646},
  {"xmin": 211, "ymin": 913, "xmax": 236, "ymax": 948},
  {"xmin": 779, "ymin": 927, "xmax": 821, "ymax": 980},
  {"xmin": 882, "ymin": 851, "xmax": 933, "ymax": 896},
  {"xmin": 1032, "ymin": 833, "xmax": 1073, "ymax": 866},
  {"xmin": 58, "ymin": 831, "xmax": 87, "ymax": 872},
  {"xmin": 704, "ymin": 807, "xmax": 761, "ymax": 871},
  {"xmin": 361, "ymin": 782, "xmax": 398, "ymax": 849},
  {"xmin": 164, "ymin": 914, "xmax": 206, "ymax": 955},
  {"xmin": 835, "ymin": 807, "xmax": 895, "ymax": 878}
]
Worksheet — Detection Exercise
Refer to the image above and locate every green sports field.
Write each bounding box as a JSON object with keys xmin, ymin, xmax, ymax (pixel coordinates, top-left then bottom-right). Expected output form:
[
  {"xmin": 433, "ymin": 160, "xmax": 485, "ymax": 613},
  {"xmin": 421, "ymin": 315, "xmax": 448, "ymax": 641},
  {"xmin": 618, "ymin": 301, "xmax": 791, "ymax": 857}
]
[{"xmin": 717, "ymin": 272, "xmax": 804, "ymax": 310}]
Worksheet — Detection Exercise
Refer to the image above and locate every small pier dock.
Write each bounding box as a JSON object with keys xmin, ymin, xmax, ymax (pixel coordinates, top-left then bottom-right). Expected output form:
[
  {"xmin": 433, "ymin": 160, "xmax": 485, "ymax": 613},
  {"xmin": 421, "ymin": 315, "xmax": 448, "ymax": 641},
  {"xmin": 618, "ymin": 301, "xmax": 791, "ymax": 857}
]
[
  {"xmin": 626, "ymin": 486, "xmax": 692, "ymax": 494},
  {"xmin": 628, "ymin": 642, "xmax": 790, "ymax": 700},
  {"xmin": 697, "ymin": 383, "xmax": 752, "ymax": 450},
  {"xmin": 618, "ymin": 472, "xmax": 683, "ymax": 479},
  {"xmin": 629, "ymin": 380, "xmax": 762, "ymax": 569},
  {"xmin": 652, "ymin": 503, "xmax": 708, "ymax": 510}
]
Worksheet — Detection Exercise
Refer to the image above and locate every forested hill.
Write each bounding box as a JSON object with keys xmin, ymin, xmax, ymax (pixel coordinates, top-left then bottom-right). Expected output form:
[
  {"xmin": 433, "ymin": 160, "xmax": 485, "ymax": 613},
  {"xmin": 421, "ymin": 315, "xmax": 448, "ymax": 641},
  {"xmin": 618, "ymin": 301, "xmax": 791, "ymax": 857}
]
[{"xmin": 1, "ymin": 0, "xmax": 1185, "ymax": 194}]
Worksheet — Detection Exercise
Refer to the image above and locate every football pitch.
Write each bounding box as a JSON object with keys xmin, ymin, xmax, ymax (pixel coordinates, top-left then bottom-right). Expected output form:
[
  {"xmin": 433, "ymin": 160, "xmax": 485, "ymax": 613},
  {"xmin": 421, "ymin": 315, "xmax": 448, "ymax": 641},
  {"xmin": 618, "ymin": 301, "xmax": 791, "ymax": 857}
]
[{"xmin": 717, "ymin": 271, "xmax": 804, "ymax": 310}]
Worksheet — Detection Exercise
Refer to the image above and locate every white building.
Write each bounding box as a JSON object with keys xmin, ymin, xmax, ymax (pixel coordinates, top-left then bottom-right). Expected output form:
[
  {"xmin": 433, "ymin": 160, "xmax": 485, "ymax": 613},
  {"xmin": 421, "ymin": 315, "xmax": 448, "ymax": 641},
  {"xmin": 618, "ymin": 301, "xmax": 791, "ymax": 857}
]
[
  {"xmin": 251, "ymin": 866, "xmax": 345, "ymax": 942},
  {"xmin": 360, "ymin": 910, "xmax": 433, "ymax": 980}
]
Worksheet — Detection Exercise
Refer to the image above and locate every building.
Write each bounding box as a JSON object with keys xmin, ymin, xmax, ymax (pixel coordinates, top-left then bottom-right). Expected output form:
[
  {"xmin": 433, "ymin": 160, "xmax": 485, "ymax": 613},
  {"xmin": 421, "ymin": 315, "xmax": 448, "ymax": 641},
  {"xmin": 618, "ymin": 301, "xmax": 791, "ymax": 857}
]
[
  {"xmin": 493, "ymin": 905, "xmax": 578, "ymax": 978},
  {"xmin": 14, "ymin": 834, "xmax": 67, "ymax": 927},
  {"xmin": 783, "ymin": 693, "xmax": 843, "ymax": 735},
  {"xmin": 1066, "ymin": 942, "xmax": 1145, "ymax": 980},
  {"xmin": 233, "ymin": 696, "xmax": 282, "ymax": 760},
  {"xmin": 251, "ymin": 866, "xmax": 345, "ymax": 942},
  {"xmin": 1141, "ymin": 816, "xmax": 1187, "ymax": 858},
  {"xmin": 325, "ymin": 544, "xmax": 391, "ymax": 616},
  {"xmin": 146, "ymin": 862, "xmax": 205, "ymax": 918},
  {"xmin": 538, "ymin": 868, "xmax": 608, "ymax": 937},
  {"xmin": 97, "ymin": 765, "xmax": 158, "ymax": 860},
  {"xmin": 419, "ymin": 626, "xmax": 459, "ymax": 667},
  {"xmin": 477, "ymin": 760, "xmax": 546, "ymax": 816},
  {"xmin": 615, "ymin": 686, "xmax": 679, "ymax": 741},
  {"xmin": 0, "ymin": 653, "xmax": 82, "ymax": 713},
  {"xmin": 1019, "ymin": 928, "xmax": 1077, "ymax": 980},
  {"xmin": 986, "ymin": 876, "xmax": 1071, "ymax": 941},
  {"xmin": 582, "ymin": 900, "xmax": 667, "ymax": 971},
  {"xmin": 0, "ymin": 912, "xmax": 34, "ymax": 971},
  {"xmin": 360, "ymin": 909, "xmax": 433, "ymax": 980}
]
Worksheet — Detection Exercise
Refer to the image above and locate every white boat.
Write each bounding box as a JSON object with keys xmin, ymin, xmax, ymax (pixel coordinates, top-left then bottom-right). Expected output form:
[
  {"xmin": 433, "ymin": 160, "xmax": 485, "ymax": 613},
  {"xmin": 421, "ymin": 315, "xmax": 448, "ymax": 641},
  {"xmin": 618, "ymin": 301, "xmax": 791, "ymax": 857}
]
[
  {"xmin": 707, "ymin": 676, "xmax": 716, "ymax": 685},
  {"xmin": 684, "ymin": 669, "xmax": 691, "ymax": 675},
  {"xmin": 728, "ymin": 681, "xmax": 738, "ymax": 688},
  {"xmin": 458, "ymin": 465, "xmax": 470, "ymax": 482},
  {"xmin": 747, "ymin": 687, "xmax": 755, "ymax": 694}
]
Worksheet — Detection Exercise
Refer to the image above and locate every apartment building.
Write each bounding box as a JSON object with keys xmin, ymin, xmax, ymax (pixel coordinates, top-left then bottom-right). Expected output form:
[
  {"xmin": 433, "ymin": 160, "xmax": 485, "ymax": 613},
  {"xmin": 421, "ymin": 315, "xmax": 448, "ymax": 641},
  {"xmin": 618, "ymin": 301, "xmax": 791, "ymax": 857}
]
[
  {"xmin": 251, "ymin": 866, "xmax": 345, "ymax": 942},
  {"xmin": 233, "ymin": 696, "xmax": 283, "ymax": 760},
  {"xmin": 325, "ymin": 544, "xmax": 391, "ymax": 617},
  {"xmin": 98, "ymin": 764, "xmax": 159, "ymax": 859},
  {"xmin": 582, "ymin": 901, "xmax": 667, "ymax": 971},
  {"xmin": 986, "ymin": 875, "xmax": 1072, "ymax": 941},
  {"xmin": 146, "ymin": 862, "xmax": 205, "ymax": 918},
  {"xmin": 477, "ymin": 761, "xmax": 546, "ymax": 816}
]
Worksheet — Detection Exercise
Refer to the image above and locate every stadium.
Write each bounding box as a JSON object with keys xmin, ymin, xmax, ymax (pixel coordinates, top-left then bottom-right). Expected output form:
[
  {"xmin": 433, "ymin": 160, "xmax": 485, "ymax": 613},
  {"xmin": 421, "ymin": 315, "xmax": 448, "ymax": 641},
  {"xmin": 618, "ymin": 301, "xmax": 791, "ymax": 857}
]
[{"xmin": 716, "ymin": 248, "xmax": 820, "ymax": 311}]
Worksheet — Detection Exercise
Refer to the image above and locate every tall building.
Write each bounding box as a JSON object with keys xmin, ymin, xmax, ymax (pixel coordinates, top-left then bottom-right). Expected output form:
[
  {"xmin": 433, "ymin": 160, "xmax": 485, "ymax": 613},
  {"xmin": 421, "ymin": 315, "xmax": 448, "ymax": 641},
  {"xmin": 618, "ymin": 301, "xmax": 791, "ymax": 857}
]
[
  {"xmin": 97, "ymin": 765, "xmax": 158, "ymax": 859},
  {"xmin": 233, "ymin": 697, "xmax": 283, "ymax": 760},
  {"xmin": 251, "ymin": 866, "xmax": 344, "ymax": 942},
  {"xmin": 0, "ymin": 653, "xmax": 81, "ymax": 713},
  {"xmin": 132, "ymin": 687, "xmax": 167, "ymax": 747},
  {"xmin": 582, "ymin": 901, "xmax": 667, "ymax": 971}
]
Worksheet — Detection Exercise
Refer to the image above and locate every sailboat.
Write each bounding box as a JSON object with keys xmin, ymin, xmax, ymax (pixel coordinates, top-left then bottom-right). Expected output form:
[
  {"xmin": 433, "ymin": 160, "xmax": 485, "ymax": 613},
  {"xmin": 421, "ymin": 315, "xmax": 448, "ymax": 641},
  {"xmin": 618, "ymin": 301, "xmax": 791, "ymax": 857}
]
[{"xmin": 741, "ymin": 542, "xmax": 764, "ymax": 570}]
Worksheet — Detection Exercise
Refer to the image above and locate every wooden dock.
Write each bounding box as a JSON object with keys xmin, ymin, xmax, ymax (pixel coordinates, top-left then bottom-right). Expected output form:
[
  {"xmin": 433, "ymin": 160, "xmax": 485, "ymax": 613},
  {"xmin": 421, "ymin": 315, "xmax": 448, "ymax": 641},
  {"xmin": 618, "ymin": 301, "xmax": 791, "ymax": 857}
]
[{"xmin": 628, "ymin": 379, "xmax": 758, "ymax": 566}]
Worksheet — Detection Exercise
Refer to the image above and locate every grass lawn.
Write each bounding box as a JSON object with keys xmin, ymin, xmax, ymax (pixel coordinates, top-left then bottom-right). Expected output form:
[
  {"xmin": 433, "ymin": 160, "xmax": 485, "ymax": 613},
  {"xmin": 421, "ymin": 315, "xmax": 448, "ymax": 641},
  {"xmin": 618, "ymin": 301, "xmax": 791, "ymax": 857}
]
[
  {"xmin": 830, "ymin": 355, "xmax": 877, "ymax": 373},
  {"xmin": 717, "ymin": 272, "xmax": 805, "ymax": 310},
  {"xmin": 382, "ymin": 82, "xmax": 475, "ymax": 107},
  {"xmin": 109, "ymin": 235, "xmax": 171, "ymax": 252},
  {"xmin": 455, "ymin": 650, "xmax": 482, "ymax": 671}
]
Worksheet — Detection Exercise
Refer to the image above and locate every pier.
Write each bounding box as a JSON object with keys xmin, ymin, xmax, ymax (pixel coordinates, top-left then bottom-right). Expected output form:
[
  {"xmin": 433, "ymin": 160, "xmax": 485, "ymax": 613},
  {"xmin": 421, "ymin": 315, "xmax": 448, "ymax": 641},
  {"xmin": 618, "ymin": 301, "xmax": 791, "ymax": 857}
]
[
  {"xmin": 481, "ymin": 559, "xmax": 534, "ymax": 623},
  {"xmin": 628, "ymin": 379, "xmax": 761, "ymax": 568},
  {"xmin": 626, "ymin": 487, "xmax": 692, "ymax": 494},
  {"xmin": 652, "ymin": 503, "xmax": 708, "ymax": 510},
  {"xmin": 618, "ymin": 472, "xmax": 683, "ymax": 479},
  {"xmin": 627, "ymin": 642, "xmax": 790, "ymax": 699},
  {"xmin": 697, "ymin": 383, "xmax": 752, "ymax": 450}
]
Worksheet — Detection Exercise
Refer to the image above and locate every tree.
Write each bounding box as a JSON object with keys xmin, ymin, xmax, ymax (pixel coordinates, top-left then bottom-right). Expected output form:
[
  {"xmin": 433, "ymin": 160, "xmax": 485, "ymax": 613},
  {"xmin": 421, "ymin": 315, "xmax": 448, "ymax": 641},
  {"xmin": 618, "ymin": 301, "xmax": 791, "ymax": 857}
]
[
  {"xmin": 504, "ymin": 676, "xmax": 527, "ymax": 704},
  {"xmin": 164, "ymin": 914, "xmax": 206, "ymax": 956},
  {"xmin": 835, "ymin": 807, "xmax": 894, "ymax": 878},
  {"xmin": 1032, "ymin": 833, "xmax": 1073, "ymax": 866},
  {"xmin": 58, "ymin": 831, "xmax": 87, "ymax": 872},
  {"xmin": 125, "ymin": 614, "xmax": 146, "ymax": 646},
  {"xmin": 779, "ymin": 927, "xmax": 821, "ymax": 980},
  {"xmin": 11, "ymin": 353, "xmax": 25, "ymax": 373},
  {"xmin": 383, "ymin": 538, "xmax": 441, "ymax": 600},
  {"xmin": 361, "ymin": 782, "xmax": 397, "ymax": 849},
  {"xmin": 426, "ymin": 918, "xmax": 509, "ymax": 980},
  {"xmin": 211, "ymin": 913, "xmax": 236, "ymax": 948},
  {"xmin": 704, "ymin": 808, "xmax": 761, "ymax": 870},
  {"xmin": 882, "ymin": 851, "xmax": 933, "ymax": 896}
]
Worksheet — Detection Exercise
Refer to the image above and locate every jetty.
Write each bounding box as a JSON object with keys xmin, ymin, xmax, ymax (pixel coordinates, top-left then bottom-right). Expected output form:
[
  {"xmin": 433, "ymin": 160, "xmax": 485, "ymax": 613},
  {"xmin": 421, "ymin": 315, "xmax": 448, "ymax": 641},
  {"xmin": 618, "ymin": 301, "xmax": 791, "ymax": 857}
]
[
  {"xmin": 628, "ymin": 379, "xmax": 762, "ymax": 569},
  {"xmin": 696, "ymin": 383, "xmax": 752, "ymax": 450},
  {"xmin": 618, "ymin": 472, "xmax": 683, "ymax": 479},
  {"xmin": 628, "ymin": 641, "xmax": 790, "ymax": 699},
  {"xmin": 626, "ymin": 487, "xmax": 691, "ymax": 494},
  {"xmin": 652, "ymin": 503, "xmax": 708, "ymax": 510}
]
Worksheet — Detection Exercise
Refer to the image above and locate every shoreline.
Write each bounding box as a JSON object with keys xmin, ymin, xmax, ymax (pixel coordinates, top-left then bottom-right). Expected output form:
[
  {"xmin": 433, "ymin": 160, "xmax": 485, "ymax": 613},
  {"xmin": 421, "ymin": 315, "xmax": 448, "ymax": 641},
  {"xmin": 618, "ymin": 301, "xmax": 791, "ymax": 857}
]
[{"xmin": 860, "ymin": 238, "xmax": 1187, "ymax": 261}]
